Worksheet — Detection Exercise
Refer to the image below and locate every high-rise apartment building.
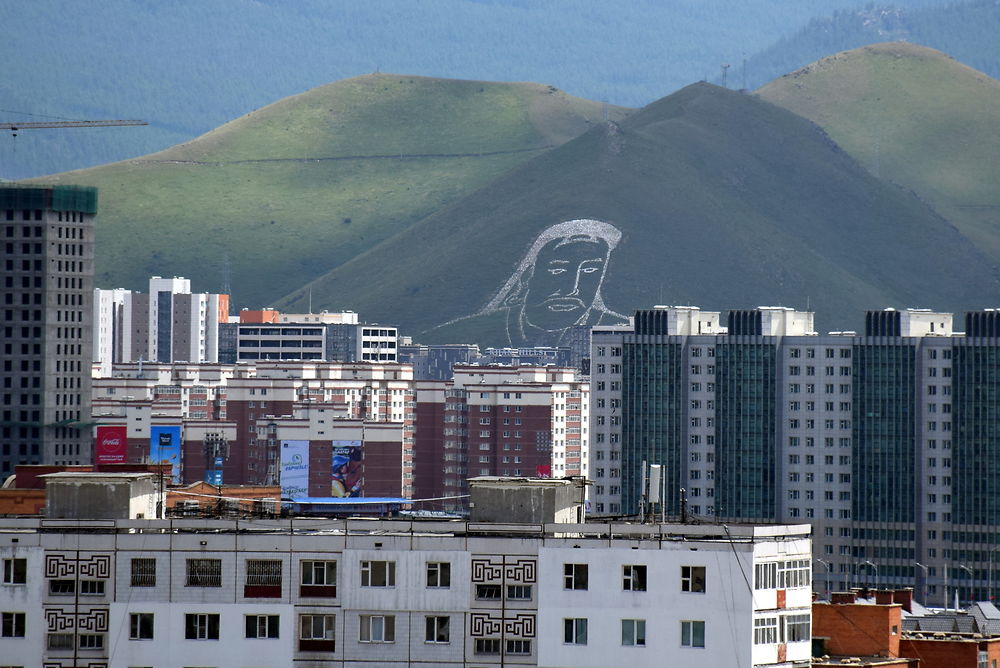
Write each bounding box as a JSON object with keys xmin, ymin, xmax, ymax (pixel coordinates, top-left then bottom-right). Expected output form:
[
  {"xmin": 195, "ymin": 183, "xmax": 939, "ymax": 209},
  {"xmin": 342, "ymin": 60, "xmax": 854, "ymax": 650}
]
[
  {"xmin": 591, "ymin": 304, "xmax": 1000, "ymax": 606},
  {"xmin": 93, "ymin": 276, "xmax": 228, "ymax": 372},
  {"xmin": 1, "ymin": 185, "xmax": 96, "ymax": 477}
]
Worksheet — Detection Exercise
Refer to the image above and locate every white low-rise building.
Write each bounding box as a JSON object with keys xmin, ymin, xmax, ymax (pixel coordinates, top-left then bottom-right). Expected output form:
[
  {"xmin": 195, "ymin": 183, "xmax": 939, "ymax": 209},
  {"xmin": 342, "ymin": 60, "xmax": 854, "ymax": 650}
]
[{"xmin": 0, "ymin": 517, "xmax": 811, "ymax": 667}]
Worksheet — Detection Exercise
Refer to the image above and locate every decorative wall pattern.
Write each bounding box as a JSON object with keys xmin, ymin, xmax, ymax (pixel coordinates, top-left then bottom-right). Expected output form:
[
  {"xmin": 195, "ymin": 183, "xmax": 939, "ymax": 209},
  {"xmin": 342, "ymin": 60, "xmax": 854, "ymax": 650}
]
[
  {"xmin": 469, "ymin": 611, "xmax": 537, "ymax": 638},
  {"xmin": 44, "ymin": 553, "xmax": 112, "ymax": 579}
]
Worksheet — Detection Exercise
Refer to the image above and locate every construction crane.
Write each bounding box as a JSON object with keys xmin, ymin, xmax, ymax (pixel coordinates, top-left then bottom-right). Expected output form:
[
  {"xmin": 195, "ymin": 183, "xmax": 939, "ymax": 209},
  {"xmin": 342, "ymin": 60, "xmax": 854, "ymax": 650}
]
[{"xmin": 1, "ymin": 119, "xmax": 148, "ymax": 136}]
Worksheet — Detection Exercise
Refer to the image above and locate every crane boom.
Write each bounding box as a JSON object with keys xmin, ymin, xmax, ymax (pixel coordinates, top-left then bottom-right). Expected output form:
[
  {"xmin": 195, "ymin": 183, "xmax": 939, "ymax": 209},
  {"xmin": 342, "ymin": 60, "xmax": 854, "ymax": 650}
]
[{"xmin": 1, "ymin": 120, "xmax": 148, "ymax": 130}]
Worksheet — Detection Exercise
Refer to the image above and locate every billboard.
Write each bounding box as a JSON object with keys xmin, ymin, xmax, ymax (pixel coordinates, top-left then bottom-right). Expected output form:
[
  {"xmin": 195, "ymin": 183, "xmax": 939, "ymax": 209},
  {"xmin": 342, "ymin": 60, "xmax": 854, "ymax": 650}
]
[
  {"xmin": 331, "ymin": 440, "xmax": 362, "ymax": 498},
  {"xmin": 95, "ymin": 425, "xmax": 128, "ymax": 465},
  {"xmin": 205, "ymin": 456, "xmax": 224, "ymax": 486},
  {"xmin": 149, "ymin": 426, "xmax": 182, "ymax": 484},
  {"xmin": 280, "ymin": 440, "xmax": 310, "ymax": 499}
]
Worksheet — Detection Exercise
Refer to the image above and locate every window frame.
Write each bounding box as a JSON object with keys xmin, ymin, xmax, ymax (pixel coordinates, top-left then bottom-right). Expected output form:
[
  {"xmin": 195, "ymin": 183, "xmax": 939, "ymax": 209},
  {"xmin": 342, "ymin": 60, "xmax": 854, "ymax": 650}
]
[
  {"xmin": 681, "ymin": 620, "xmax": 706, "ymax": 648},
  {"xmin": 1, "ymin": 611, "xmax": 25, "ymax": 638},
  {"xmin": 186, "ymin": 559, "xmax": 222, "ymax": 588},
  {"xmin": 359, "ymin": 614, "xmax": 396, "ymax": 643},
  {"xmin": 184, "ymin": 613, "xmax": 221, "ymax": 640},
  {"xmin": 360, "ymin": 560, "xmax": 396, "ymax": 588},
  {"xmin": 2, "ymin": 558, "xmax": 26, "ymax": 585},
  {"xmin": 426, "ymin": 561, "xmax": 451, "ymax": 589},
  {"xmin": 424, "ymin": 615, "xmax": 450, "ymax": 644},
  {"xmin": 681, "ymin": 565, "xmax": 706, "ymax": 593},
  {"xmin": 129, "ymin": 612, "xmax": 154, "ymax": 640},
  {"xmin": 563, "ymin": 563, "xmax": 588, "ymax": 590},
  {"xmin": 130, "ymin": 558, "xmax": 156, "ymax": 587},
  {"xmin": 621, "ymin": 618, "xmax": 646, "ymax": 647},
  {"xmin": 245, "ymin": 614, "xmax": 280, "ymax": 639},
  {"xmin": 564, "ymin": 617, "xmax": 588, "ymax": 645},
  {"xmin": 622, "ymin": 564, "xmax": 647, "ymax": 592}
]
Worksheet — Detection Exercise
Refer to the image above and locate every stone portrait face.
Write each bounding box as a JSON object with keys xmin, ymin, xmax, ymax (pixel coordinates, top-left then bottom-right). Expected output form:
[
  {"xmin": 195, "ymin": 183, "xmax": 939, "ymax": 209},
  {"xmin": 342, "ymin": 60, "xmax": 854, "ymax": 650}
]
[{"xmin": 522, "ymin": 235, "xmax": 610, "ymax": 332}]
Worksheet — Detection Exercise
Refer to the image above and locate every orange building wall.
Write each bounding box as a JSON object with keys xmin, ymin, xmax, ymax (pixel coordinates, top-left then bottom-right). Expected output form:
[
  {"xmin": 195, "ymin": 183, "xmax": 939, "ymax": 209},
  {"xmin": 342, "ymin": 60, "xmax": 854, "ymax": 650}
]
[
  {"xmin": 813, "ymin": 602, "xmax": 901, "ymax": 657},
  {"xmin": 0, "ymin": 489, "xmax": 46, "ymax": 515},
  {"xmin": 218, "ymin": 294, "xmax": 231, "ymax": 323},
  {"xmin": 239, "ymin": 309, "xmax": 280, "ymax": 323},
  {"xmin": 900, "ymin": 638, "xmax": 981, "ymax": 668}
]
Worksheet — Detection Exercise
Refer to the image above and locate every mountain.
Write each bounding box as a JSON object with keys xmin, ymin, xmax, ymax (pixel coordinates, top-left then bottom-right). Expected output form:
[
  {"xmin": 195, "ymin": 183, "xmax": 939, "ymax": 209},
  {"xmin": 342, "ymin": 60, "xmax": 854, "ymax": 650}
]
[
  {"xmin": 275, "ymin": 82, "xmax": 998, "ymax": 346},
  {"xmin": 740, "ymin": 1, "xmax": 1000, "ymax": 91},
  {"xmin": 757, "ymin": 42, "xmax": 1000, "ymax": 261},
  {"xmin": 32, "ymin": 74, "xmax": 629, "ymax": 306},
  {"xmin": 1, "ymin": 0, "xmax": 943, "ymax": 179}
]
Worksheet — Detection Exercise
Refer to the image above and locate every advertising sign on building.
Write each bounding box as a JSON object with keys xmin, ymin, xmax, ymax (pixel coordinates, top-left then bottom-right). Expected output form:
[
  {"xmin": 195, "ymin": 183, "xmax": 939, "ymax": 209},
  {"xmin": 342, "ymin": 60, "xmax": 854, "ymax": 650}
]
[
  {"xmin": 95, "ymin": 425, "xmax": 128, "ymax": 465},
  {"xmin": 149, "ymin": 425, "xmax": 182, "ymax": 484},
  {"xmin": 331, "ymin": 440, "xmax": 362, "ymax": 497},
  {"xmin": 279, "ymin": 440, "xmax": 310, "ymax": 499}
]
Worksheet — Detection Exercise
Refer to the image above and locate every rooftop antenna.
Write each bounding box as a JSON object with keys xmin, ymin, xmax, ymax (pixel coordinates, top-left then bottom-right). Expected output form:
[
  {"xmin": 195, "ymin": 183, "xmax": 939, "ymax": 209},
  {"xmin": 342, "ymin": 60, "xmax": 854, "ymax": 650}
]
[
  {"xmin": 308, "ymin": 287, "xmax": 313, "ymax": 315},
  {"xmin": 602, "ymin": 98, "xmax": 609, "ymax": 122},
  {"xmin": 742, "ymin": 55, "xmax": 748, "ymax": 90},
  {"xmin": 720, "ymin": 63, "xmax": 731, "ymax": 89},
  {"xmin": 221, "ymin": 253, "xmax": 231, "ymax": 299}
]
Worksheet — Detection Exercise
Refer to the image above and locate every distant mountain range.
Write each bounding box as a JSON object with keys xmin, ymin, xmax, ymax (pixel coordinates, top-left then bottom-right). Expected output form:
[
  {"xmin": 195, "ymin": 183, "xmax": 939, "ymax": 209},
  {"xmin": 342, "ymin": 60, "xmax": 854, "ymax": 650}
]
[{"xmin": 32, "ymin": 42, "xmax": 1000, "ymax": 348}]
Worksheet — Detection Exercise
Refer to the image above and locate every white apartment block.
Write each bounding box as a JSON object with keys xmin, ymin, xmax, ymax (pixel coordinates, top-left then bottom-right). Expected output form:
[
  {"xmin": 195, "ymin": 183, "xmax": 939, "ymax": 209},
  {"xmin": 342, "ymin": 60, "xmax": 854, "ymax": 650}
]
[
  {"xmin": 0, "ymin": 517, "xmax": 812, "ymax": 668},
  {"xmin": 590, "ymin": 304, "xmax": 995, "ymax": 607}
]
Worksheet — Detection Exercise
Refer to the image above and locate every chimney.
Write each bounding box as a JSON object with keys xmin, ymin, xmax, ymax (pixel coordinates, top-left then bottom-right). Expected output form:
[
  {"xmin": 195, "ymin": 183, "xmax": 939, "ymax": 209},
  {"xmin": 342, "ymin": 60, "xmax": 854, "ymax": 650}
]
[
  {"xmin": 832, "ymin": 591, "xmax": 857, "ymax": 604},
  {"xmin": 893, "ymin": 588, "xmax": 913, "ymax": 613},
  {"xmin": 875, "ymin": 590, "xmax": 895, "ymax": 605}
]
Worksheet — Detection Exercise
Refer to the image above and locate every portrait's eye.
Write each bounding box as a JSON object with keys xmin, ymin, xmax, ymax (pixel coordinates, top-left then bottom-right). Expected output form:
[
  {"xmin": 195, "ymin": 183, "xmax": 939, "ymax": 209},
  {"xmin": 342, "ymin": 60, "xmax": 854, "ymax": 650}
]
[
  {"xmin": 581, "ymin": 267, "xmax": 599, "ymax": 273},
  {"xmin": 548, "ymin": 268, "xmax": 566, "ymax": 275}
]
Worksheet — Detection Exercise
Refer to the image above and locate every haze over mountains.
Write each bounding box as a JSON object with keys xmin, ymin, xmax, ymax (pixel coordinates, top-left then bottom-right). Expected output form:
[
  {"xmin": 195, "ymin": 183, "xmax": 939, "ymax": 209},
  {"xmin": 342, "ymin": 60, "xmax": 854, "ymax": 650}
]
[{"xmin": 1, "ymin": 0, "xmax": 986, "ymax": 179}]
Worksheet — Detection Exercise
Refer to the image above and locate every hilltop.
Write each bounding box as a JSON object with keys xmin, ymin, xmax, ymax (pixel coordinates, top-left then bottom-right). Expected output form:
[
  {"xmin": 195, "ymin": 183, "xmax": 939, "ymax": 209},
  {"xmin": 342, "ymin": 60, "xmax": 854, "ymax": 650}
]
[
  {"xmin": 34, "ymin": 74, "xmax": 629, "ymax": 305},
  {"xmin": 276, "ymin": 82, "xmax": 997, "ymax": 344},
  {"xmin": 758, "ymin": 42, "xmax": 1000, "ymax": 261}
]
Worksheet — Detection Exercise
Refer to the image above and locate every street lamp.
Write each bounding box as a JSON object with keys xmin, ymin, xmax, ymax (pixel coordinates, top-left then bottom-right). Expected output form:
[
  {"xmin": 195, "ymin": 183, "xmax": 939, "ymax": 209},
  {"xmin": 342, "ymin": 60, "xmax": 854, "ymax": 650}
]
[
  {"xmin": 959, "ymin": 564, "xmax": 974, "ymax": 605},
  {"xmin": 814, "ymin": 559, "xmax": 833, "ymax": 597},
  {"xmin": 861, "ymin": 560, "xmax": 879, "ymax": 591},
  {"xmin": 914, "ymin": 562, "xmax": 929, "ymax": 606}
]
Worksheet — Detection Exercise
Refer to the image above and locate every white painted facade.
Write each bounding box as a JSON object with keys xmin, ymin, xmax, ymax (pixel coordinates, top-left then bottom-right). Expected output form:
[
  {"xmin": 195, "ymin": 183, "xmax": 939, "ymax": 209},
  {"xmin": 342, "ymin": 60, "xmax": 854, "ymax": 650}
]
[{"xmin": 0, "ymin": 518, "xmax": 811, "ymax": 668}]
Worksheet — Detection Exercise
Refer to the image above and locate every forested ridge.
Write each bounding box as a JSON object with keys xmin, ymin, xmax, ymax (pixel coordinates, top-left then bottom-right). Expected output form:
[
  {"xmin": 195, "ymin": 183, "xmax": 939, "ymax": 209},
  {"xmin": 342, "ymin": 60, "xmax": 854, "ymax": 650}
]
[{"xmin": 1, "ymin": 0, "xmax": 948, "ymax": 179}]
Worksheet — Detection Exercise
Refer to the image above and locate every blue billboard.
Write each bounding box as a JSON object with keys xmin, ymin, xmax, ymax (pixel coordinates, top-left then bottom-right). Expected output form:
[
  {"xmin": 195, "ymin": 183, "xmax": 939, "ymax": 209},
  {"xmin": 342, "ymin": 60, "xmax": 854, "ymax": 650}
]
[{"xmin": 150, "ymin": 425, "xmax": 182, "ymax": 484}]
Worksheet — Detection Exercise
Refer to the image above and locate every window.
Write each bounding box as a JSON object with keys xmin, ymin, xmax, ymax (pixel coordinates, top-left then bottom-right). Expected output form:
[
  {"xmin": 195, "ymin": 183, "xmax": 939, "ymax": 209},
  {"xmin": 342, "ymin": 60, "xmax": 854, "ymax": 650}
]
[
  {"xmin": 48, "ymin": 633, "xmax": 74, "ymax": 650},
  {"xmin": 681, "ymin": 620, "xmax": 705, "ymax": 648},
  {"xmin": 476, "ymin": 584, "xmax": 502, "ymax": 600},
  {"xmin": 621, "ymin": 619, "xmax": 646, "ymax": 646},
  {"xmin": 245, "ymin": 614, "xmax": 280, "ymax": 639},
  {"xmin": 426, "ymin": 562, "xmax": 451, "ymax": 588},
  {"xmin": 185, "ymin": 613, "xmax": 220, "ymax": 640},
  {"xmin": 300, "ymin": 560, "xmax": 336, "ymax": 596},
  {"xmin": 754, "ymin": 617, "xmax": 777, "ymax": 644},
  {"xmin": 49, "ymin": 579, "xmax": 75, "ymax": 595},
  {"xmin": 475, "ymin": 638, "xmax": 501, "ymax": 655},
  {"xmin": 507, "ymin": 639, "xmax": 531, "ymax": 655},
  {"xmin": 360, "ymin": 560, "xmax": 395, "ymax": 587},
  {"xmin": 79, "ymin": 634, "xmax": 104, "ymax": 650},
  {"xmin": 1, "ymin": 612, "xmax": 25, "ymax": 637},
  {"xmin": 131, "ymin": 558, "xmax": 156, "ymax": 587},
  {"xmin": 681, "ymin": 565, "xmax": 706, "ymax": 592},
  {"xmin": 129, "ymin": 613, "xmax": 154, "ymax": 640},
  {"xmin": 186, "ymin": 559, "xmax": 222, "ymax": 587},
  {"xmin": 507, "ymin": 584, "xmax": 532, "ymax": 600},
  {"xmin": 564, "ymin": 563, "xmax": 588, "ymax": 590},
  {"xmin": 299, "ymin": 614, "xmax": 335, "ymax": 651},
  {"xmin": 245, "ymin": 559, "xmax": 281, "ymax": 597},
  {"xmin": 755, "ymin": 562, "xmax": 777, "ymax": 590},
  {"xmin": 623, "ymin": 565, "xmax": 646, "ymax": 591},
  {"xmin": 2, "ymin": 558, "xmax": 26, "ymax": 584},
  {"xmin": 782, "ymin": 614, "xmax": 810, "ymax": 642},
  {"xmin": 564, "ymin": 618, "xmax": 588, "ymax": 645},
  {"xmin": 80, "ymin": 580, "xmax": 105, "ymax": 595},
  {"xmin": 359, "ymin": 614, "xmax": 395, "ymax": 642},
  {"xmin": 425, "ymin": 615, "xmax": 449, "ymax": 643}
]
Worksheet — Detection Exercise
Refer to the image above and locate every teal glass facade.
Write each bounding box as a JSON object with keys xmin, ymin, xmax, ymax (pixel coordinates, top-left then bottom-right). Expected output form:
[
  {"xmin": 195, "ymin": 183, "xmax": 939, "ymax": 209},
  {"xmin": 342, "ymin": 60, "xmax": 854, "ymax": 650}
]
[
  {"xmin": 851, "ymin": 343, "xmax": 916, "ymax": 523},
  {"xmin": 953, "ymin": 344, "xmax": 1000, "ymax": 526},
  {"xmin": 621, "ymin": 339, "xmax": 684, "ymax": 516},
  {"xmin": 715, "ymin": 342, "xmax": 776, "ymax": 520}
]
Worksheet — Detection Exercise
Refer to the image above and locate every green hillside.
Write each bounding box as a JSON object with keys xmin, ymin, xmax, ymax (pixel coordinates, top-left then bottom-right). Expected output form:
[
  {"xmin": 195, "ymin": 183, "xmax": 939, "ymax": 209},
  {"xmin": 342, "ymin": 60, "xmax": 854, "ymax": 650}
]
[
  {"xmin": 757, "ymin": 42, "xmax": 1000, "ymax": 261},
  {"xmin": 33, "ymin": 75, "xmax": 629, "ymax": 305},
  {"xmin": 277, "ymin": 82, "xmax": 997, "ymax": 344}
]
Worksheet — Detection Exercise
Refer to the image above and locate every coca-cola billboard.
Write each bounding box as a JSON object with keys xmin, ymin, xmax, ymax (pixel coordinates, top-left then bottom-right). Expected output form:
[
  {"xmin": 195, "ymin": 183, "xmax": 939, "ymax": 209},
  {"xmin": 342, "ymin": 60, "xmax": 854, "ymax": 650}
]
[{"xmin": 95, "ymin": 425, "xmax": 128, "ymax": 464}]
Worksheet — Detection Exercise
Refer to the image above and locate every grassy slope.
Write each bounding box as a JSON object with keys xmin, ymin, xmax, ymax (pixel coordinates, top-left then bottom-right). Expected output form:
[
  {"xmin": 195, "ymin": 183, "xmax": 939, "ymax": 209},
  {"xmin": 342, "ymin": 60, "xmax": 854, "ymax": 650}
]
[
  {"xmin": 757, "ymin": 42, "xmax": 1000, "ymax": 260},
  {"xmin": 278, "ymin": 82, "xmax": 997, "ymax": 343},
  {"xmin": 32, "ymin": 75, "xmax": 629, "ymax": 304}
]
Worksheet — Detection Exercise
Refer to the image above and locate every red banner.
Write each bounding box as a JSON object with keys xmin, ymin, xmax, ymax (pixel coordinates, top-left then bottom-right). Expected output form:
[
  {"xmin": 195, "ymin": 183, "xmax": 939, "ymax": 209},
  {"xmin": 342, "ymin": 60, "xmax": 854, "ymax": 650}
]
[{"xmin": 95, "ymin": 425, "xmax": 128, "ymax": 464}]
